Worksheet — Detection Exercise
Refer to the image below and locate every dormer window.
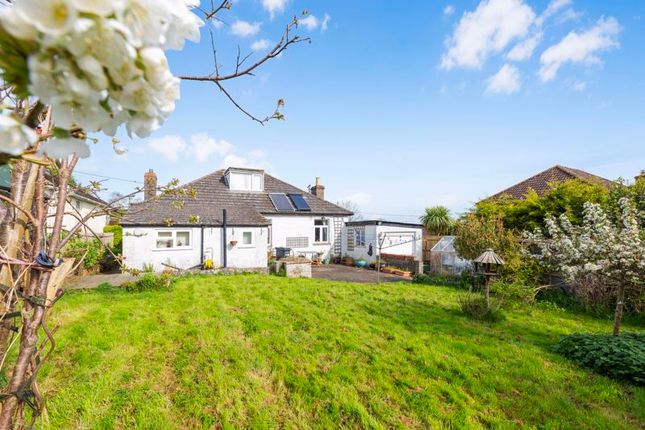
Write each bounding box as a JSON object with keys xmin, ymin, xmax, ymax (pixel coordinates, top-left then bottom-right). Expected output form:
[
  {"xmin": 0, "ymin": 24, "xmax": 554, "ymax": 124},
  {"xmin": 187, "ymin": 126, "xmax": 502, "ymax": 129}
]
[{"xmin": 225, "ymin": 168, "xmax": 264, "ymax": 192}]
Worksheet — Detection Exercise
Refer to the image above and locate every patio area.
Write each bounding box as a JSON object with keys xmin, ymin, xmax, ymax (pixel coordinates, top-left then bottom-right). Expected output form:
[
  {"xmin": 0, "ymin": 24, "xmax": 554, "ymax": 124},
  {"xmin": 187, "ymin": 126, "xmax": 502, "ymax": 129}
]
[{"xmin": 312, "ymin": 264, "xmax": 410, "ymax": 283}]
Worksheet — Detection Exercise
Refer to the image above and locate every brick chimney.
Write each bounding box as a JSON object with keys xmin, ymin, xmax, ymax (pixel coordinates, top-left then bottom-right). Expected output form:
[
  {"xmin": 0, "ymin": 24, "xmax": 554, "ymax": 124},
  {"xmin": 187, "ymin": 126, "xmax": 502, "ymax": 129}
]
[
  {"xmin": 310, "ymin": 176, "xmax": 325, "ymax": 200},
  {"xmin": 636, "ymin": 170, "xmax": 645, "ymax": 182},
  {"xmin": 144, "ymin": 169, "xmax": 157, "ymax": 200}
]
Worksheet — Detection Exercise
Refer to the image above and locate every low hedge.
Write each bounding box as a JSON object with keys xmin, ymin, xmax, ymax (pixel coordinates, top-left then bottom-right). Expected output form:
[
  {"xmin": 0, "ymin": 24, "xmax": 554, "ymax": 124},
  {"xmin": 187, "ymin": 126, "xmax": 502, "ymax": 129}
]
[{"xmin": 553, "ymin": 333, "xmax": 645, "ymax": 385}]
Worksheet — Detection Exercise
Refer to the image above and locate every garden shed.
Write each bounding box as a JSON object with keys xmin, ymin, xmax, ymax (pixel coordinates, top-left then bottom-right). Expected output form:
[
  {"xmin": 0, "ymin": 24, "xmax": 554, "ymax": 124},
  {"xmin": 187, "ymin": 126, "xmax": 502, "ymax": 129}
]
[
  {"xmin": 429, "ymin": 235, "xmax": 471, "ymax": 275},
  {"xmin": 342, "ymin": 221, "xmax": 423, "ymax": 273}
]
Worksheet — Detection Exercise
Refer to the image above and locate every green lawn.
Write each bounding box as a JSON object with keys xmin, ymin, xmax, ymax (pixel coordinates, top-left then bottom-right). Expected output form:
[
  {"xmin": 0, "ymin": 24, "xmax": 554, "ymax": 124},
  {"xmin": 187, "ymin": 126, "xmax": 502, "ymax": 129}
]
[{"xmin": 39, "ymin": 275, "xmax": 643, "ymax": 429}]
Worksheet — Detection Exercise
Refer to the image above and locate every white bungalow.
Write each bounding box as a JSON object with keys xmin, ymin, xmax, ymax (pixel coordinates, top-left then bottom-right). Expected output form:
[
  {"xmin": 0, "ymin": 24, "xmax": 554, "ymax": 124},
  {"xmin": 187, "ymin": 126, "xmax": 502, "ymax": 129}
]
[{"xmin": 120, "ymin": 167, "xmax": 352, "ymax": 271}]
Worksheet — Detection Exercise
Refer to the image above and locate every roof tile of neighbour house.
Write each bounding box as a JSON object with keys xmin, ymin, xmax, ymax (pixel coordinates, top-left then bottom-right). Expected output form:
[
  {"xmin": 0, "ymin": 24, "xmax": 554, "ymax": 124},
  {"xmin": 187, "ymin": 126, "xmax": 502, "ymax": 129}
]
[
  {"xmin": 121, "ymin": 169, "xmax": 352, "ymax": 227},
  {"xmin": 489, "ymin": 165, "xmax": 614, "ymax": 200}
]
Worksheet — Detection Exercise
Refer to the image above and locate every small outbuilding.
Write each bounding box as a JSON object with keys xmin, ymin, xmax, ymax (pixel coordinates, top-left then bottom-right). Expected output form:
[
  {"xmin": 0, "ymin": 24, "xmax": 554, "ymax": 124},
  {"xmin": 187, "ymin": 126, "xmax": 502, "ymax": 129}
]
[
  {"xmin": 429, "ymin": 235, "xmax": 471, "ymax": 275},
  {"xmin": 342, "ymin": 220, "xmax": 423, "ymax": 273}
]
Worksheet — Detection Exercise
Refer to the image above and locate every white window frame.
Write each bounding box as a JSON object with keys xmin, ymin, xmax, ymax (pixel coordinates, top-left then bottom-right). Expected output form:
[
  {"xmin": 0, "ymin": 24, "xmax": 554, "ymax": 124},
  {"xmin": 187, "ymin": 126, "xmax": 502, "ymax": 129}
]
[
  {"xmin": 154, "ymin": 230, "xmax": 192, "ymax": 250},
  {"xmin": 239, "ymin": 230, "xmax": 255, "ymax": 248},
  {"xmin": 355, "ymin": 228, "xmax": 366, "ymax": 247},
  {"xmin": 314, "ymin": 219, "xmax": 329, "ymax": 244}
]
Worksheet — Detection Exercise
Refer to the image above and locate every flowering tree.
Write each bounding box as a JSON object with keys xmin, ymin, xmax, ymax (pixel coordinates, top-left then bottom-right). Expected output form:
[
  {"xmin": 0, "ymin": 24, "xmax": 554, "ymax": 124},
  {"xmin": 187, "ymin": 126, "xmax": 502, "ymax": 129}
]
[
  {"xmin": 0, "ymin": 0, "xmax": 309, "ymax": 427},
  {"xmin": 525, "ymin": 198, "xmax": 645, "ymax": 336}
]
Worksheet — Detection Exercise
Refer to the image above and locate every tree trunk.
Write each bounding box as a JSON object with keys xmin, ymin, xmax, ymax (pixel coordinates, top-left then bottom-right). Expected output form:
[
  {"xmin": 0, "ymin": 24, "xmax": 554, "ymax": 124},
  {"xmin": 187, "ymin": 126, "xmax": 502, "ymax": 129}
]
[
  {"xmin": 612, "ymin": 286, "xmax": 625, "ymax": 336},
  {"xmin": 0, "ymin": 159, "xmax": 73, "ymax": 429}
]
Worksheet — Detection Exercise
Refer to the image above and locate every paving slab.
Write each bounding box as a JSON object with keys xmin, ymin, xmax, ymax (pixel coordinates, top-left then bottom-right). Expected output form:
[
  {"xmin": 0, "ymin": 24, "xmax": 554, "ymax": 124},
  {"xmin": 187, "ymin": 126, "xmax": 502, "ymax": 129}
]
[{"xmin": 312, "ymin": 264, "xmax": 410, "ymax": 283}]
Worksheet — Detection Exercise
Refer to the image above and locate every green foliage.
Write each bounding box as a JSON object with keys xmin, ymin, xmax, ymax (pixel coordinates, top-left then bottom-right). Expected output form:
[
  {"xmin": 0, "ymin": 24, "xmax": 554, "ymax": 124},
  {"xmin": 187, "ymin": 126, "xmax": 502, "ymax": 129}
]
[
  {"xmin": 554, "ymin": 333, "xmax": 645, "ymax": 385},
  {"xmin": 413, "ymin": 272, "xmax": 472, "ymax": 289},
  {"xmin": 142, "ymin": 263, "xmax": 155, "ymax": 273},
  {"xmin": 490, "ymin": 281, "xmax": 537, "ymax": 305},
  {"xmin": 103, "ymin": 224, "xmax": 123, "ymax": 252},
  {"xmin": 419, "ymin": 206, "xmax": 454, "ymax": 235},
  {"xmin": 124, "ymin": 273, "xmax": 174, "ymax": 293},
  {"xmin": 457, "ymin": 293, "xmax": 505, "ymax": 322},
  {"xmin": 60, "ymin": 237, "xmax": 105, "ymax": 270},
  {"xmin": 476, "ymin": 179, "xmax": 609, "ymax": 231},
  {"xmin": 607, "ymin": 177, "xmax": 645, "ymax": 227}
]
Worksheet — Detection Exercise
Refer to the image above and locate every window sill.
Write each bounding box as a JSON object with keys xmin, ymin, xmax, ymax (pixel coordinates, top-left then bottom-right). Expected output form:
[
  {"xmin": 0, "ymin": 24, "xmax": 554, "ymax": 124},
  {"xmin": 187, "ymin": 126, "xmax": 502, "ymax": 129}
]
[
  {"xmin": 313, "ymin": 242, "xmax": 330, "ymax": 246},
  {"xmin": 153, "ymin": 246, "xmax": 193, "ymax": 251}
]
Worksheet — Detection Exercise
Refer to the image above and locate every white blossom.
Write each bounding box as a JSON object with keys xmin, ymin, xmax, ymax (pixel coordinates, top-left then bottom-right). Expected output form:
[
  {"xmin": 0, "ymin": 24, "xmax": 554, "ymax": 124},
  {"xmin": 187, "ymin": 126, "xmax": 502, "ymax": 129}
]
[
  {"xmin": 0, "ymin": 113, "xmax": 38, "ymax": 156},
  {"xmin": 39, "ymin": 137, "xmax": 90, "ymax": 159},
  {"xmin": 0, "ymin": 0, "xmax": 203, "ymax": 158}
]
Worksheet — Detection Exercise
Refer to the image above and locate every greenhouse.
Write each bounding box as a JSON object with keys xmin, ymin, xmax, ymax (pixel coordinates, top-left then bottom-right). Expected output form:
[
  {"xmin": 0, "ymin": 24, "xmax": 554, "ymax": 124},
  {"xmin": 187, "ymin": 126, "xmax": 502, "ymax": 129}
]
[{"xmin": 429, "ymin": 236, "xmax": 471, "ymax": 275}]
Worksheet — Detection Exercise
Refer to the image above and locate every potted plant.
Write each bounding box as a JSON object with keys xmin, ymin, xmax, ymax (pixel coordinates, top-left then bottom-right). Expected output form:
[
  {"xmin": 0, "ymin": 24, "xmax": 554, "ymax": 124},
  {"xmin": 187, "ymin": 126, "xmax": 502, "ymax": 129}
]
[
  {"xmin": 355, "ymin": 258, "xmax": 367, "ymax": 268},
  {"xmin": 342, "ymin": 255, "xmax": 354, "ymax": 266}
]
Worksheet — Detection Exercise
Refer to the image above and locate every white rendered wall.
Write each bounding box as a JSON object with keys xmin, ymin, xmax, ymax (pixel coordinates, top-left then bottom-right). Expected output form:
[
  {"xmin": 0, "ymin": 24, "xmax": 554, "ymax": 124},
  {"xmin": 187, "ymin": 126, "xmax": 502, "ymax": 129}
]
[
  {"xmin": 122, "ymin": 226, "xmax": 268, "ymax": 272},
  {"xmin": 47, "ymin": 197, "xmax": 109, "ymax": 235},
  {"xmin": 342, "ymin": 225, "xmax": 423, "ymax": 263},
  {"xmin": 266, "ymin": 215, "xmax": 345, "ymax": 260}
]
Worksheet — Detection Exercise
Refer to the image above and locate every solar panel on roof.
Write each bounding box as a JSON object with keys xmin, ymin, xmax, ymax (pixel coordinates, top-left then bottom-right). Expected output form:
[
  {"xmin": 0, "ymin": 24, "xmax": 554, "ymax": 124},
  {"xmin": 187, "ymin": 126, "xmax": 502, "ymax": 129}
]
[
  {"xmin": 269, "ymin": 193, "xmax": 294, "ymax": 211},
  {"xmin": 288, "ymin": 194, "xmax": 311, "ymax": 211}
]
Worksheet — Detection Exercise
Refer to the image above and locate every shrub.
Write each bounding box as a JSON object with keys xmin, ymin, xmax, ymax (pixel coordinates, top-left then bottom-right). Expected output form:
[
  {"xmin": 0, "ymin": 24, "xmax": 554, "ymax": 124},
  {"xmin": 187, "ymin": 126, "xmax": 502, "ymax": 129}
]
[
  {"xmin": 413, "ymin": 273, "xmax": 470, "ymax": 289},
  {"xmin": 491, "ymin": 281, "xmax": 537, "ymax": 305},
  {"xmin": 103, "ymin": 224, "xmax": 123, "ymax": 252},
  {"xmin": 458, "ymin": 293, "xmax": 505, "ymax": 322},
  {"xmin": 553, "ymin": 333, "xmax": 645, "ymax": 385},
  {"xmin": 124, "ymin": 273, "xmax": 174, "ymax": 293},
  {"xmin": 60, "ymin": 236, "xmax": 105, "ymax": 272}
]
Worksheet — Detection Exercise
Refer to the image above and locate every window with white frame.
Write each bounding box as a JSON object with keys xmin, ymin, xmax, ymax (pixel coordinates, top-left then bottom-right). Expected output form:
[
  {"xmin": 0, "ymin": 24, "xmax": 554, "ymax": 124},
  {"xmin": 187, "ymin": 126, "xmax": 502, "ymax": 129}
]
[
  {"xmin": 240, "ymin": 231, "xmax": 254, "ymax": 247},
  {"xmin": 354, "ymin": 227, "xmax": 366, "ymax": 247},
  {"xmin": 155, "ymin": 230, "xmax": 191, "ymax": 249},
  {"xmin": 314, "ymin": 219, "xmax": 329, "ymax": 243}
]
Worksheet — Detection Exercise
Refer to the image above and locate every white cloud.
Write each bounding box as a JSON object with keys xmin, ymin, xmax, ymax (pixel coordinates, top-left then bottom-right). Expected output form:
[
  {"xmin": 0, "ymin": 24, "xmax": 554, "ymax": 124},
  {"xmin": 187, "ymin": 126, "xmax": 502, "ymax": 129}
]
[
  {"xmin": 221, "ymin": 149, "xmax": 268, "ymax": 169},
  {"xmin": 443, "ymin": 5, "xmax": 455, "ymax": 17},
  {"xmin": 230, "ymin": 20, "xmax": 261, "ymax": 37},
  {"xmin": 536, "ymin": 0, "xmax": 571, "ymax": 26},
  {"xmin": 262, "ymin": 0, "xmax": 289, "ymax": 18},
  {"xmin": 321, "ymin": 13, "xmax": 331, "ymax": 31},
  {"xmin": 507, "ymin": 32, "xmax": 542, "ymax": 61},
  {"xmin": 539, "ymin": 17, "xmax": 620, "ymax": 82},
  {"xmin": 440, "ymin": 0, "xmax": 536, "ymax": 70},
  {"xmin": 299, "ymin": 14, "xmax": 319, "ymax": 30},
  {"xmin": 189, "ymin": 133, "xmax": 232, "ymax": 163},
  {"xmin": 147, "ymin": 134, "xmax": 236, "ymax": 163},
  {"xmin": 485, "ymin": 63, "xmax": 521, "ymax": 94},
  {"xmin": 147, "ymin": 135, "xmax": 186, "ymax": 161},
  {"xmin": 570, "ymin": 80, "xmax": 587, "ymax": 92},
  {"xmin": 251, "ymin": 39, "xmax": 272, "ymax": 51}
]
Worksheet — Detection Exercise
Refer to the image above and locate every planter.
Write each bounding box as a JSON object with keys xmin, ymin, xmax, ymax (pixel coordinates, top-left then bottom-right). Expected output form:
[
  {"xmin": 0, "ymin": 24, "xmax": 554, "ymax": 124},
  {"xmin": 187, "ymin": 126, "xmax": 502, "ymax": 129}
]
[
  {"xmin": 342, "ymin": 256, "xmax": 354, "ymax": 266},
  {"xmin": 355, "ymin": 259, "xmax": 367, "ymax": 268},
  {"xmin": 382, "ymin": 267, "xmax": 394, "ymax": 274},
  {"xmin": 229, "ymin": 240, "xmax": 238, "ymax": 246},
  {"xmin": 393, "ymin": 269, "xmax": 412, "ymax": 278}
]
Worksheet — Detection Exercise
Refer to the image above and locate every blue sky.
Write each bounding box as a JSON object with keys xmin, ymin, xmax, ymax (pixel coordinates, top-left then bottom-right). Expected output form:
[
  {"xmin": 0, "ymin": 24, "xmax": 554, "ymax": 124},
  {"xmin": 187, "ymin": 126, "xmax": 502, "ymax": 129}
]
[{"xmin": 78, "ymin": 0, "xmax": 645, "ymax": 222}]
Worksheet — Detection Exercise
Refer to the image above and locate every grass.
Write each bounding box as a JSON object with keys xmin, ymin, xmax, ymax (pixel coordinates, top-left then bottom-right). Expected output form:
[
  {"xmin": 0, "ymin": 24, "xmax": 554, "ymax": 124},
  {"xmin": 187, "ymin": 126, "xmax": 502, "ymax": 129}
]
[{"xmin": 38, "ymin": 274, "xmax": 644, "ymax": 429}]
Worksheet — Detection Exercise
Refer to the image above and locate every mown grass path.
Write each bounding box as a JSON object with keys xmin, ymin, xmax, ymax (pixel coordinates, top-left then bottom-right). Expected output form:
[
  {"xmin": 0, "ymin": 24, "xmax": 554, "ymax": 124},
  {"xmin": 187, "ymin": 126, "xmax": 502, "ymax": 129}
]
[{"xmin": 39, "ymin": 275, "xmax": 644, "ymax": 429}]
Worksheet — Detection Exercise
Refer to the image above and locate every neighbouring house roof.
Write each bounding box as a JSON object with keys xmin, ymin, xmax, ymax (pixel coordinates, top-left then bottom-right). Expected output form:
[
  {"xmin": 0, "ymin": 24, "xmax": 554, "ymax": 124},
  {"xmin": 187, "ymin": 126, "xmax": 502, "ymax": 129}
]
[
  {"xmin": 488, "ymin": 165, "xmax": 614, "ymax": 200},
  {"xmin": 70, "ymin": 187, "xmax": 109, "ymax": 206},
  {"xmin": 121, "ymin": 169, "xmax": 353, "ymax": 227},
  {"xmin": 345, "ymin": 220, "xmax": 423, "ymax": 229}
]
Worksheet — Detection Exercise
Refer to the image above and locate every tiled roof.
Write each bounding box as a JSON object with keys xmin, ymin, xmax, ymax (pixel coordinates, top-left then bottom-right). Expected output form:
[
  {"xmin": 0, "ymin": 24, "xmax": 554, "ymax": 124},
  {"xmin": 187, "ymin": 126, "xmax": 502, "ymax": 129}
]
[
  {"xmin": 489, "ymin": 165, "xmax": 614, "ymax": 200},
  {"xmin": 121, "ymin": 169, "xmax": 352, "ymax": 226}
]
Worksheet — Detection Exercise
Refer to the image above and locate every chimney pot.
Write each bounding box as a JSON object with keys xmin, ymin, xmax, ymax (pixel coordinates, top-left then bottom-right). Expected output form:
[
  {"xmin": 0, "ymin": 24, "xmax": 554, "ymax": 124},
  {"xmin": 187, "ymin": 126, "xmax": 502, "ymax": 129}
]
[
  {"xmin": 311, "ymin": 177, "xmax": 325, "ymax": 201},
  {"xmin": 144, "ymin": 169, "xmax": 157, "ymax": 200}
]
